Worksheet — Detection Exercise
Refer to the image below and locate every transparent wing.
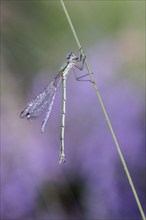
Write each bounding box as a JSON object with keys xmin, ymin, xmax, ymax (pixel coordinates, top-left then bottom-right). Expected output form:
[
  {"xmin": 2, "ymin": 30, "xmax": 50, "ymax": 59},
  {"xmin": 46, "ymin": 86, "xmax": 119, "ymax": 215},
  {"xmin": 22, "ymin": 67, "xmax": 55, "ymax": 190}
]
[
  {"xmin": 41, "ymin": 87, "xmax": 57, "ymax": 133},
  {"xmin": 20, "ymin": 75, "xmax": 61, "ymax": 123}
]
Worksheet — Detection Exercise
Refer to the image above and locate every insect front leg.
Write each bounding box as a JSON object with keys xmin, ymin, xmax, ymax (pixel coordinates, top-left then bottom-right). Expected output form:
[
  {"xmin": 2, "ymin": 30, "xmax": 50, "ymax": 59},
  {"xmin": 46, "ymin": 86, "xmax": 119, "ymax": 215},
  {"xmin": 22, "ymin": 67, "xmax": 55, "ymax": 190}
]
[{"xmin": 74, "ymin": 53, "xmax": 86, "ymax": 70}]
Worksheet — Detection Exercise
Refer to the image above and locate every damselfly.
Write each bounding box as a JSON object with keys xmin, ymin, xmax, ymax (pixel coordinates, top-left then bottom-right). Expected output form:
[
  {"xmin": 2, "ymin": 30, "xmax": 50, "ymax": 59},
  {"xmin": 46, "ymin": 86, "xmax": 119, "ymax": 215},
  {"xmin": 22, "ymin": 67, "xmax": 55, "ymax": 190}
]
[{"xmin": 20, "ymin": 51, "xmax": 86, "ymax": 163}]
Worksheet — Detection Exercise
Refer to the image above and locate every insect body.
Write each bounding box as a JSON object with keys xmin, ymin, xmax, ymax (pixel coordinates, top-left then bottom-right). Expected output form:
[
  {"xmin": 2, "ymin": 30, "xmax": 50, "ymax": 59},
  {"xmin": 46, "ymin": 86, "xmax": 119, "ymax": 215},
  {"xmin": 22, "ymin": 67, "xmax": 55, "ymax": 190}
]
[{"xmin": 20, "ymin": 51, "xmax": 86, "ymax": 163}]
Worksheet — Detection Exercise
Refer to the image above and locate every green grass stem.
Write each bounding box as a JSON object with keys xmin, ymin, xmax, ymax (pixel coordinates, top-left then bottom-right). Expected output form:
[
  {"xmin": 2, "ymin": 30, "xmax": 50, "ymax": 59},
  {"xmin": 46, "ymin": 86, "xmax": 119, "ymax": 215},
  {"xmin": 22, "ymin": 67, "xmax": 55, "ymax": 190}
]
[{"xmin": 60, "ymin": 1, "xmax": 146, "ymax": 219}]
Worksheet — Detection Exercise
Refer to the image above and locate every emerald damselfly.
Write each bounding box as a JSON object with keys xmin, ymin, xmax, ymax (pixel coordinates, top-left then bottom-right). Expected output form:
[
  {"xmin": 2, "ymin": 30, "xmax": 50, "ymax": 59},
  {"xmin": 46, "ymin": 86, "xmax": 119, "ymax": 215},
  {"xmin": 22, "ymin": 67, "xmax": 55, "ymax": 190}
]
[{"xmin": 20, "ymin": 51, "xmax": 86, "ymax": 163}]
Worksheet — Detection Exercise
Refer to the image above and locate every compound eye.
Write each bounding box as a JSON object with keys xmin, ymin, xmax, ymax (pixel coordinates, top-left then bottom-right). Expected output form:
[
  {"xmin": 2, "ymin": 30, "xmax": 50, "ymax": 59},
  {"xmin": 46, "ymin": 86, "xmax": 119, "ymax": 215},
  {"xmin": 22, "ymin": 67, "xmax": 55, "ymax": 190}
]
[{"xmin": 67, "ymin": 53, "xmax": 72, "ymax": 59}]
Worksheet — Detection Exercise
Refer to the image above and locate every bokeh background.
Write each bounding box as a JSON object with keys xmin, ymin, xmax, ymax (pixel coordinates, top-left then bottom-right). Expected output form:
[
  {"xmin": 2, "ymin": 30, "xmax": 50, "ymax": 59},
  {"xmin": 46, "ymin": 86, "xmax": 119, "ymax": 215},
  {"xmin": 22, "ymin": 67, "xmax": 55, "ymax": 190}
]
[{"xmin": 1, "ymin": 1, "xmax": 145, "ymax": 219}]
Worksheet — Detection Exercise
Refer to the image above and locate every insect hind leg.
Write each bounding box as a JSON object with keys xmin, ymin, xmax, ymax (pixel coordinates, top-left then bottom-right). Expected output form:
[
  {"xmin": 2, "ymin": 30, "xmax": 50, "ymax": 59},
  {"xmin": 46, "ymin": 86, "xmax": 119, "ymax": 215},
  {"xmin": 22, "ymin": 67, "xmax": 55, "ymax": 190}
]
[{"xmin": 75, "ymin": 72, "xmax": 94, "ymax": 82}]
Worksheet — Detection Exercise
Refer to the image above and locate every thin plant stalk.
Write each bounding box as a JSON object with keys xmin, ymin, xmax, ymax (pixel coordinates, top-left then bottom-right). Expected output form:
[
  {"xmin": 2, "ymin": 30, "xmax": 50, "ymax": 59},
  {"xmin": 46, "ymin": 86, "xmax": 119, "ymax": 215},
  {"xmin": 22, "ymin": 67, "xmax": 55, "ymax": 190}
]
[{"xmin": 60, "ymin": 1, "xmax": 146, "ymax": 219}]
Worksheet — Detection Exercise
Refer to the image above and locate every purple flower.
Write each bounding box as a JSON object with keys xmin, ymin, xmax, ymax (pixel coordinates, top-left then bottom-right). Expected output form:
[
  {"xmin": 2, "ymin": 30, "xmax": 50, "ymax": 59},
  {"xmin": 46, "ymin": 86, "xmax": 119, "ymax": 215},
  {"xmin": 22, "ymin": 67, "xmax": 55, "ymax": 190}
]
[{"xmin": 1, "ymin": 39, "xmax": 145, "ymax": 219}]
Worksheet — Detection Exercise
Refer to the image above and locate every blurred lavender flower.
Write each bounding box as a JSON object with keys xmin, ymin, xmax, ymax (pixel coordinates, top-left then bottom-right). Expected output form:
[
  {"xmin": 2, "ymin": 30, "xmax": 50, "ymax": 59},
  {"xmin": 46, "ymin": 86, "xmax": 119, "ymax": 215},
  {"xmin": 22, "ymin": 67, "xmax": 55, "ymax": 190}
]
[{"xmin": 1, "ymin": 37, "xmax": 145, "ymax": 220}]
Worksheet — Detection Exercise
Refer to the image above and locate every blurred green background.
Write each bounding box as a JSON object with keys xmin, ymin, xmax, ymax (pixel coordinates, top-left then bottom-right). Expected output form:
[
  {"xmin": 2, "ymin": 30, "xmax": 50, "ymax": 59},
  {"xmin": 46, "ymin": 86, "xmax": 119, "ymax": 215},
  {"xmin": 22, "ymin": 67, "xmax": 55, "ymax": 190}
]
[
  {"xmin": 2, "ymin": 0, "xmax": 144, "ymax": 88},
  {"xmin": 1, "ymin": 1, "xmax": 145, "ymax": 219}
]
